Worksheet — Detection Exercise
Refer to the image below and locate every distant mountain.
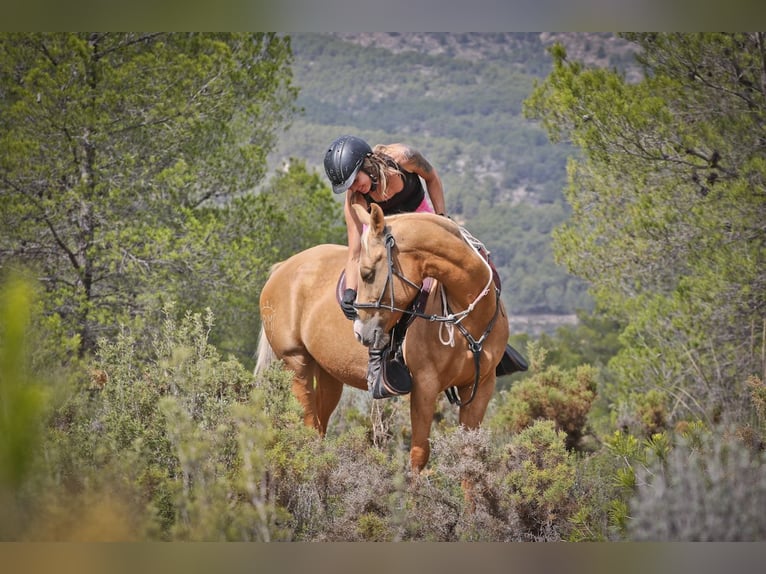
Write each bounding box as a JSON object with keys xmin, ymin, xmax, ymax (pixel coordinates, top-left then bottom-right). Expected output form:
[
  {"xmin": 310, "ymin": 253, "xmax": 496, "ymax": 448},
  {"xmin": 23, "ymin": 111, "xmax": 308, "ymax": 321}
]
[
  {"xmin": 333, "ymin": 32, "xmax": 639, "ymax": 76},
  {"xmin": 270, "ymin": 33, "xmax": 641, "ymax": 331}
]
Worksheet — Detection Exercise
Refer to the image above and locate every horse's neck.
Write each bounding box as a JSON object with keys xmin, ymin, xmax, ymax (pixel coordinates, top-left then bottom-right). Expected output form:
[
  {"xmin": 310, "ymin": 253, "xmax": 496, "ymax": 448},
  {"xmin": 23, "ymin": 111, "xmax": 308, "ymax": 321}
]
[{"xmin": 400, "ymin": 220, "xmax": 493, "ymax": 312}]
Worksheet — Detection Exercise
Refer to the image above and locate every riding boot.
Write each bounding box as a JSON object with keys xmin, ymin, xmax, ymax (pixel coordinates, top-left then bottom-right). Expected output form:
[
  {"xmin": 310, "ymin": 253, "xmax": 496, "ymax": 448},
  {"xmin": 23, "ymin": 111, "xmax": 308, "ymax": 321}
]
[
  {"xmin": 367, "ymin": 347, "xmax": 413, "ymax": 399},
  {"xmin": 495, "ymin": 343, "xmax": 529, "ymax": 377}
]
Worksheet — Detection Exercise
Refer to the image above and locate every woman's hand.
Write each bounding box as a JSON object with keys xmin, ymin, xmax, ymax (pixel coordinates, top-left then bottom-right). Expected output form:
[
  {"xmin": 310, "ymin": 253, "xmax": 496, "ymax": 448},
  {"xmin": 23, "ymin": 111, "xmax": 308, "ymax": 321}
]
[{"xmin": 341, "ymin": 288, "xmax": 357, "ymax": 320}]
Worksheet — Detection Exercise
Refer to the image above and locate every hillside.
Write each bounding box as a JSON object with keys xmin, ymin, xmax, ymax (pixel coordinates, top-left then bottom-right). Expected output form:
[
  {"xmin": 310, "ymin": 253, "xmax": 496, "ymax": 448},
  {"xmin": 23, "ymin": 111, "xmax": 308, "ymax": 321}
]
[{"xmin": 270, "ymin": 33, "xmax": 640, "ymax": 333}]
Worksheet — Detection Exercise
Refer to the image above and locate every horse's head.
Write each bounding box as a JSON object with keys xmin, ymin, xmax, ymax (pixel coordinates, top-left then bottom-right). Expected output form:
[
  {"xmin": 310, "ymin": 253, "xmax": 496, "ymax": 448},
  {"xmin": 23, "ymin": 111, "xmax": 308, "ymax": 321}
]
[{"xmin": 351, "ymin": 203, "xmax": 423, "ymax": 350}]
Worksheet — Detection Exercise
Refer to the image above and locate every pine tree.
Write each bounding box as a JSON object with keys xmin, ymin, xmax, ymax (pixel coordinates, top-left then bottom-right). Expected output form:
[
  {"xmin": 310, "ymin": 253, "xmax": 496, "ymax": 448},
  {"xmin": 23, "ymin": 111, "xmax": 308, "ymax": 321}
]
[
  {"xmin": 524, "ymin": 33, "xmax": 766, "ymax": 423},
  {"xmin": 0, "ymin": 33, "xmax": 298, "ymax": 356}
]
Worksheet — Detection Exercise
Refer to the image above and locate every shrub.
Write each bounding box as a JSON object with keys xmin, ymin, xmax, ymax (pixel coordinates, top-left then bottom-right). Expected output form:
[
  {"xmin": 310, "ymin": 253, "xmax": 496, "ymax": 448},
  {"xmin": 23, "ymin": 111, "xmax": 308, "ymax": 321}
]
[
  {"xmin": 503, "ymin": 420, "xmax": 578, "ymax": 540},
  {"xmin": 425, "ymin": 426, "xmax": 520, "ymax": 541},
  {"xmin": 490, "ymin": 345, "xmax": 597, "ymax": 450},
  {"xmin": 31, "ymin": 305, "xmax": 299, "ymax": 540},
  {"xmin": 745, "ymin": 376, "xmax": 766, "ymax": 447},
  {"xmin": 0, "ymin": 272, "xmax": 91, "ymax": 538},
  {"xmin": 613, "ymin": 388, "xmax": 670, "ymax": 438},
  {"xmin": 566, "ymin": 448, "xmax": 626, "ymax": 541},
  {"xmin": 629, "ymin": 428, "xmax": 766, "ymax": 541}
]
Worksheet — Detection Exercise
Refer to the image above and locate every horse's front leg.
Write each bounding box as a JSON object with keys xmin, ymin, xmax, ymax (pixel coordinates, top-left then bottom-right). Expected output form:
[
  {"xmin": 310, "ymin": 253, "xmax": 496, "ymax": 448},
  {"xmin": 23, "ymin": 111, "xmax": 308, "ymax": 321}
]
[{"xmin": 408, "ymin": 384, "xmax": 439, "ymax": 473}]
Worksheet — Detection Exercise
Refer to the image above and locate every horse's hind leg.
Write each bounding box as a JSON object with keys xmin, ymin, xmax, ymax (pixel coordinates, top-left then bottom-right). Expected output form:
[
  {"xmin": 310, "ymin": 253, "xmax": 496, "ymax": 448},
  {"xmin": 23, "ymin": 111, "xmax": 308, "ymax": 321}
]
[
  {"xmin": 314, "ymin": 369, "xmax": 344, "ymax": 435},
  {"xmin": 281, "ymin": 354, "xmax": 322, "ymax": 431}
]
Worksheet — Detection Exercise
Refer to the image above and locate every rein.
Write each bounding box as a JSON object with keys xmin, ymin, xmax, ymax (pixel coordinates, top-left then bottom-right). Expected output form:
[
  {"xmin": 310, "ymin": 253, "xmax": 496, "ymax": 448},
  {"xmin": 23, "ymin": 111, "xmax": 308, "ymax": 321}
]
[{"xmin": 354, "ymin": 229, "xmax": 501, "ymax": 407}]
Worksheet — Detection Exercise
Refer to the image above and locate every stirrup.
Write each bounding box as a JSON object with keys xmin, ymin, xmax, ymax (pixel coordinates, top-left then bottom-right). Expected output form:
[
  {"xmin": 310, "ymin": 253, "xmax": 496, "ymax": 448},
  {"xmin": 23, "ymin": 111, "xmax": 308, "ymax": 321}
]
[
  {"xmin": 367, "ymin": 348, "xmax": 412, "ymax": 399},
  {"xmin": 495, "ymin": 344, "xmax": 528, "ymax": 377}
]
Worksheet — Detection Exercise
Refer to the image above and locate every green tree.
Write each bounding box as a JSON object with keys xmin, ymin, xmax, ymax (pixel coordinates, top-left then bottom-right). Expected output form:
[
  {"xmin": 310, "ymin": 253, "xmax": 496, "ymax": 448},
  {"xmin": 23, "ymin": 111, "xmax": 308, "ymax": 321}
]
[
  {"xmin": 258, "ymin": 158, "xmax": 345, "ymax": 259},
  {"xmin": 203, "ymin": 159, "xmax": 344, "ymax": 363},
  {"xmin": 0, "ymin": 33, "xmax": 298, "ymax": 356},
  {"xmin": 524, "ymin": 33, "xmax": 765, "ymax": 423},
  {"xmin": 537, "ymin": 308, "xmax": 624, "ymax": 370}
]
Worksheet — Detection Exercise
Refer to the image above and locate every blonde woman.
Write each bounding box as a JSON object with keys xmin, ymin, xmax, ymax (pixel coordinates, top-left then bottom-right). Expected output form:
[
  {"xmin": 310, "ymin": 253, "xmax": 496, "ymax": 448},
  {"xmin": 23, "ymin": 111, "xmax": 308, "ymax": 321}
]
[
  {"xmin": 324, "ymin": 134, "xmax": 446, "ymax": 319},
  {"xmin": 323, "ymin": 135, "xmax": 526, "ymax": 398}
]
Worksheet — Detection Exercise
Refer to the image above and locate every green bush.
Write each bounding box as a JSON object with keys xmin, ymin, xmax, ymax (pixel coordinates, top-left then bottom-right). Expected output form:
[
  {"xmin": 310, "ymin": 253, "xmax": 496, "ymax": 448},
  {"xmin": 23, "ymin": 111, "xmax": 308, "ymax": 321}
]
[
  {"xmin": 425, "ymin": 426, "xmax": 518, "ymax": 541},
  {"xmin": 12, "ymin": 286, "xmax": 766, "ymax": 542},
  {"xmin": 612, "ymin": 388, "xmax": 670, "ymax": 438},
  {"xmin": 30, "ymin": 305, "xmax": 296, "ymax": 540},
  {"xmin": 628, "ymin": 428, "xmax": 766, "ymax": 541},
  {"xmin": 503, "ymin": 420, "xmax": 578, "ymax": 540},
  {"xmin": 0, "ymin": 274, "xmax": 52, "ymax": 539},
  {"xmin": 566, "ymin": 448, "xmax": 626, "ymax": 541},
  {"xmin": 490, "ymin": 343, "xmax": 597, "ymax": 450},
  {"xmin": 745, "ymin": 376, "xmax": 766, "ymax": 447}
]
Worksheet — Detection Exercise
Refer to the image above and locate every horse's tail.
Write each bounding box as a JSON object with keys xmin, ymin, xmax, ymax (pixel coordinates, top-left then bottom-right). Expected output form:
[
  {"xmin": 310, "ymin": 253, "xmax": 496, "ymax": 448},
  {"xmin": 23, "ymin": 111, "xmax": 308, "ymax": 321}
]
[
  {"xmin": 253, "ymin": 324, "xmax": 276, "ymax": 380},
  {"xmin": 254, "ymin": 261, "xmax": 285, "ymax": 379}
]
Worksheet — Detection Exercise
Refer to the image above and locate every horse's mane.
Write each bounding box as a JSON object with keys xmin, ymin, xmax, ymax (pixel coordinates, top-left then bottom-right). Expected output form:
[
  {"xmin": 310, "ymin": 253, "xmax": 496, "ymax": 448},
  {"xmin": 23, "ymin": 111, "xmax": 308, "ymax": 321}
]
[
  {"xmin": 387, "ymin": 211, "xmax": 463, "ymax": 239},
  {"xmin": 363, "ymin": 212, "xmax": 463, "ymax": 256}
]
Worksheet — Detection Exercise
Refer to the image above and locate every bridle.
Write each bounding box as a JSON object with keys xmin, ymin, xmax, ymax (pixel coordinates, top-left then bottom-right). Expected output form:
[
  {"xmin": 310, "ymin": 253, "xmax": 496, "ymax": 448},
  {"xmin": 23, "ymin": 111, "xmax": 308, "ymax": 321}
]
[
  {"xmin": 353, "ymin": 232, "xmax": 424, "ymax": 317},
  {"xmin": 353, "ymin": 230, "xmax": 502, "ymax": 406}
]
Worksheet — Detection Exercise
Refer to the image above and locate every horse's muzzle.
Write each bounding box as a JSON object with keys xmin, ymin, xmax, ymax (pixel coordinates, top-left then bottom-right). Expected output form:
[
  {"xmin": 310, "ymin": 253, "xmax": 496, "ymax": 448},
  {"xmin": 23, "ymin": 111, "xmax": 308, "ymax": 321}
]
[{"xmin": 353, "ymin": 316, "xmax": 390, "ymax": 350}]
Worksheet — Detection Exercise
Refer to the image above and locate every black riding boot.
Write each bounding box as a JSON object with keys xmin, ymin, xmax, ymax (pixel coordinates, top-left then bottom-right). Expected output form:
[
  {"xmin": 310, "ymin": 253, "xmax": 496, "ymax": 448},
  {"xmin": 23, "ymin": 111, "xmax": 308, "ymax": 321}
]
[
  {"xmin": 495, "ymin": 343, "xmax": 529, "ymax": 377},
  {"xmin": 367, "ymin": 347, "xmax": 413, "ymax": 399}
]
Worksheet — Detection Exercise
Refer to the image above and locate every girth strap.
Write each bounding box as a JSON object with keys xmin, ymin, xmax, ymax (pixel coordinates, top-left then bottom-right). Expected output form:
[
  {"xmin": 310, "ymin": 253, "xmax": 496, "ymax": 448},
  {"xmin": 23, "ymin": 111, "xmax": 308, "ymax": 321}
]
[{"xmin": 444, "ymin": 287, "xmax": 502, "ymax": 407}]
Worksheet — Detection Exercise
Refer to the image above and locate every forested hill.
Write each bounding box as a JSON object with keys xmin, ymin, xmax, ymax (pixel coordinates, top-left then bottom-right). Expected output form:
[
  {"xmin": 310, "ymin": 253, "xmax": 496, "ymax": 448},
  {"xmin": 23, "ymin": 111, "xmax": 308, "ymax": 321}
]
[{"xmin": 270, "ymin": 33, "xmax": 639, "ymax": 332}]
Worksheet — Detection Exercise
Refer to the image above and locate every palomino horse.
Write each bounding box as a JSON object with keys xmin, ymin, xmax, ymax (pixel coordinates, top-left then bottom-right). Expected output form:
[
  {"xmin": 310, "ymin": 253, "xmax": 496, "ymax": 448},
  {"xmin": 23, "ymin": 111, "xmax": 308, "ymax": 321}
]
[{"xmin": 255, "ymin": 203, "xmax": 509, "ymax": 472}]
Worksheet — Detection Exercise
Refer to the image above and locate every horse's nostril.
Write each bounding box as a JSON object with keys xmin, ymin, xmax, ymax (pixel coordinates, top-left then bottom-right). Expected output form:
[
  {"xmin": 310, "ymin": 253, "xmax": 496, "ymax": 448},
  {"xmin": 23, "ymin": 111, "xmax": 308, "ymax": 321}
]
[{"xmin": 353, "ymin": 319, "xmax": 363, "ymax": 342}]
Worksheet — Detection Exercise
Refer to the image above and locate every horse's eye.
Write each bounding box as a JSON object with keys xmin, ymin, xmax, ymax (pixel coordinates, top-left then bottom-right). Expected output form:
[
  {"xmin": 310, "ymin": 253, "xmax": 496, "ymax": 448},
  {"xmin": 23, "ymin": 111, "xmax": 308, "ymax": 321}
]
[{"xmin": 361, "ymin": 268, "xmax": 375, "ymax": 283}]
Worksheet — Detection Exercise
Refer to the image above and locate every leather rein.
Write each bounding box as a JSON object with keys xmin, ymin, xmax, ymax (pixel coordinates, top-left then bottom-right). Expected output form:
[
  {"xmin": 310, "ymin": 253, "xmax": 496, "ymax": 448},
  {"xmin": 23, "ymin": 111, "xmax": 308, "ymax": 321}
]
[{"xmin": 353, "ymin": 231, "xmax": 502, "ymax": 407}]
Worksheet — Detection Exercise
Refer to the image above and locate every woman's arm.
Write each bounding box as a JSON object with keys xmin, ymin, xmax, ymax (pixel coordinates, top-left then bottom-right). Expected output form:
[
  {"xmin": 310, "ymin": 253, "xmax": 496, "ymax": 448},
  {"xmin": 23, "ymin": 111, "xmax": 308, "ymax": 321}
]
[{"xmin": 343, "ymin": 190, "xmax": 365, "ymax": 291}]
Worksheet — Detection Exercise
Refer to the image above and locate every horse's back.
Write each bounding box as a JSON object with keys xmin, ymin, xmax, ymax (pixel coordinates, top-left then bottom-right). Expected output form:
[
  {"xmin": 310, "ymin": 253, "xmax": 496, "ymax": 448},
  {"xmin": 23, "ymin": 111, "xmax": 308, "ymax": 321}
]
[
  {"xmin": 259, "ymin": 244, "xmax": 348, "ymax": 353},
  {"xmin": 261, "ymin": 243, "xmax": 346, "ymax": 322},
  {"xmin": 263, "ymin": 245, "xmax": 346, "ymax": 310}
]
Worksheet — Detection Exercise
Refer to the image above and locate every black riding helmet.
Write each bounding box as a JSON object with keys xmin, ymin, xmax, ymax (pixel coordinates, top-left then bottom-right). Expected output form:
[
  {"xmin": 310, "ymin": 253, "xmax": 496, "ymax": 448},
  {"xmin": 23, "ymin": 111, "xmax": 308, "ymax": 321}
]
[{"xmin": 324, "ymin": 135, "xmax": 372, "ymax": 194}]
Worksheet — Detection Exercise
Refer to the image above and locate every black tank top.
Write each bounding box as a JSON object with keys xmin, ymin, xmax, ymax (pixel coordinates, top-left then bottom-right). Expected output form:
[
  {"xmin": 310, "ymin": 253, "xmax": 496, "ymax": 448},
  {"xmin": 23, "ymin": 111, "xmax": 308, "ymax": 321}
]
[{"xmin": 364, "ymin": 168, "xmax": 425, "ymax": 215}]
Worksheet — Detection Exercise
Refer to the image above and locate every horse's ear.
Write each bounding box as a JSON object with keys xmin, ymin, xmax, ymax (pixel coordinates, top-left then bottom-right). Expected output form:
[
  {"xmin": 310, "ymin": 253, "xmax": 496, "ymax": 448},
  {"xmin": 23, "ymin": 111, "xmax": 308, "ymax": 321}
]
[
  {"xmin": 350, "ymin": 203, "xmax": 385, "ymax": 238},
  {"xmin": 351, "ymin": 203, "xmax": 370, "ymax": 227},
  {"xmin": 369, "ymin": 203, "xmax": 385, "ymax": 237}
]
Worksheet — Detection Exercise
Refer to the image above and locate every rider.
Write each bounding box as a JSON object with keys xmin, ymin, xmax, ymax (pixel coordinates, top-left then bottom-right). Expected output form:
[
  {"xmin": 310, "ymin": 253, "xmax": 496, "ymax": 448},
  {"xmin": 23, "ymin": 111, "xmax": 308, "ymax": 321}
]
[{"xmin": 323, "ymin": 135, "xmax": 527, "ymax": 398}]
